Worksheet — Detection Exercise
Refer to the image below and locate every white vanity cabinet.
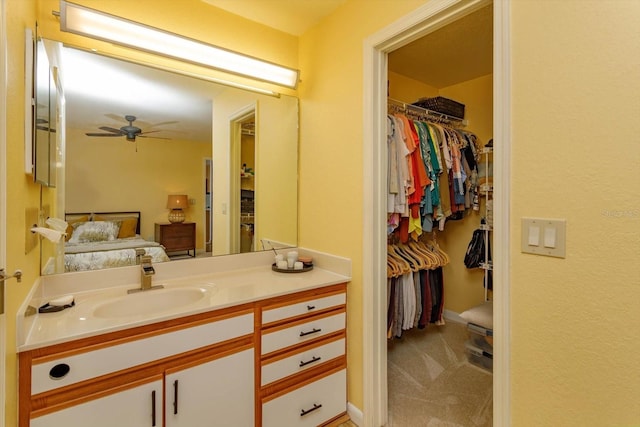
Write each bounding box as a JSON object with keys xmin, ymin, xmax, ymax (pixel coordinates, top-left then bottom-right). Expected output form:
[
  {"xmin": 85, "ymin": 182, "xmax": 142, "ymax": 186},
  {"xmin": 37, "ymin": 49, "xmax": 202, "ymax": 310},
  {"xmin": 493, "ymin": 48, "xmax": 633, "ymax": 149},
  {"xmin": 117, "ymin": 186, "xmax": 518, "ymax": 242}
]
[
  {"xmin": 165, "ymin": 348, "xmax": 254, "ymax": 427},
  {"xmin": 30, "ymin": 377, "xmax": 163, "ymax": 427},
  {"xmin": 258, "ymin": 283, "xmax": 348, "ymax": 427},
  {"xmin": 19, "ymin": 306, "xmax": 255, "ymax": 427},
  {"xmin": 19, "ymin": 280, "xmax": 350, "ymax": 427}
]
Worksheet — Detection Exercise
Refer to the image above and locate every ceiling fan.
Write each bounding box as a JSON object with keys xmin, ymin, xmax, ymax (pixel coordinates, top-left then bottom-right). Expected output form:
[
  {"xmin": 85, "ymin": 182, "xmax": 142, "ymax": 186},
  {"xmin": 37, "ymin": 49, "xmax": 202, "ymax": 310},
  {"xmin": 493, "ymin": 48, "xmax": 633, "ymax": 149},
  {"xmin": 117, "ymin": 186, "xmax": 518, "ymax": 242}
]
[{"xmin": 85, "ymin": 115, "xmax": 171, "ymax": 142}]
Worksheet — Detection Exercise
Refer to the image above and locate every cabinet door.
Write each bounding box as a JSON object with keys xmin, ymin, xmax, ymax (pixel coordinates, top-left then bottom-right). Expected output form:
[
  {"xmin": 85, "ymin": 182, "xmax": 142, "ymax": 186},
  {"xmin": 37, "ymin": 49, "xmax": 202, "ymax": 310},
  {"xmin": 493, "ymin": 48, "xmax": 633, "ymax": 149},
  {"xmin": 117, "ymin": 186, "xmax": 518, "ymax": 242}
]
[
  {"xmin": 165, "ymin": 348, "xmax": 254, "ymax": 427},
  {"xmin": 31, "ymin": 379, "xmax": 162, "ymax": 427}
]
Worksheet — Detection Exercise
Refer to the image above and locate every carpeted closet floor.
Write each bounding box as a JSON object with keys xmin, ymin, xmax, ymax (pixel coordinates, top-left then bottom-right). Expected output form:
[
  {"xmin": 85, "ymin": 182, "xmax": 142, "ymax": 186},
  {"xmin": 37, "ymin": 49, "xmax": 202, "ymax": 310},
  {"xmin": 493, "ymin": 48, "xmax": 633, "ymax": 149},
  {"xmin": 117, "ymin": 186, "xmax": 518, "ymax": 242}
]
[{"xmin": 386, "ymin": 320, "xmax": 493, "ymax": 427}]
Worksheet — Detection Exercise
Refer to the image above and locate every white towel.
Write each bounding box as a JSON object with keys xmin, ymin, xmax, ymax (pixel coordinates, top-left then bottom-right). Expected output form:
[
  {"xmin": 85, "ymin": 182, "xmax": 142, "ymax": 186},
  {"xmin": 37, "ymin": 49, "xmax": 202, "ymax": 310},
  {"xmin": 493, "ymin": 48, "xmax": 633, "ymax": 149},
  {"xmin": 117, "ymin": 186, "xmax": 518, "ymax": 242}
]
[{"xmin": 31, "ymin": 227, "xmax": 65, "ymax": 243}]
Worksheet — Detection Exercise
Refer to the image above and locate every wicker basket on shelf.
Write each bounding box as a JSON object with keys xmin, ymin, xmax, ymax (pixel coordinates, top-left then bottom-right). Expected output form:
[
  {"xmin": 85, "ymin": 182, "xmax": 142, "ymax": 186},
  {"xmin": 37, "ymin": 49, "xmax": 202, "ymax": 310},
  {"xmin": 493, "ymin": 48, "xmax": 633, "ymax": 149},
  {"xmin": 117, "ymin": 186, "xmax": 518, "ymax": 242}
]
[{"xmin": 412, "ymin": 96, "xmax": 465, "ymax": 119}]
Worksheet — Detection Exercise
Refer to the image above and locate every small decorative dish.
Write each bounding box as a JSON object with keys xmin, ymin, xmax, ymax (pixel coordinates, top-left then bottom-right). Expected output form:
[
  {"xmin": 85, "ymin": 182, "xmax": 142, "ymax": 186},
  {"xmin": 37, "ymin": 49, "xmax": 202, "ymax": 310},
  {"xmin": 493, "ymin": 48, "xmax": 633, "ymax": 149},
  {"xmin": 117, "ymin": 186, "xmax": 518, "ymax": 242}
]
[{"xmin": 272, "ymin": 263, "xmax": 313, "ymax": 273}]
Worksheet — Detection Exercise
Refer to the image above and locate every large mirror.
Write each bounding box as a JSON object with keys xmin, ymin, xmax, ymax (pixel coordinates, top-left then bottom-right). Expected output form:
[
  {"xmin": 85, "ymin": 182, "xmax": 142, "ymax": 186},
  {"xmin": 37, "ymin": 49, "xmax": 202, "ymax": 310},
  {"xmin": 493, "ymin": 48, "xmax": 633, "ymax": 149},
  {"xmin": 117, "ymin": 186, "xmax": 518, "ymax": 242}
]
[{"xmin": 40, "ymin": 39, "xmax": 298, "ymax": 275}]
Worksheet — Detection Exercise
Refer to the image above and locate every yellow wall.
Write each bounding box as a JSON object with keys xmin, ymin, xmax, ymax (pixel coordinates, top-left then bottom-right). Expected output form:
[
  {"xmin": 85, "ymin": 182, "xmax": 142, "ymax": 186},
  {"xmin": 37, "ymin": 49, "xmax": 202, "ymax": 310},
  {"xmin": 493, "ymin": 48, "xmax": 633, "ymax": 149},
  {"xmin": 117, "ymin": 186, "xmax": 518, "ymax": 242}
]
[
  {"xmin": 4, "ymin": 1, "xmax": 40, "ymax": 425},
  {"xmin": 211, "ymin": 89, "xmax": 298, "ymax": 255},
  {"xmin": 509, "ymin": 1, "xmax": 640, "ymax": 425},
  {"xmin": 298, "ymin": 0, "xmax": 640, "ymax": 424},
  {"xmin": 388, "ymin": 70, "xmax": 438, "ymax": 102},
  {"xmin": 438, "ymin": 74, "xmax": 493, "ymax": 313},
  {"xmin": 7, "ymin": 1, "xmax": 640, "ymax": 426}
]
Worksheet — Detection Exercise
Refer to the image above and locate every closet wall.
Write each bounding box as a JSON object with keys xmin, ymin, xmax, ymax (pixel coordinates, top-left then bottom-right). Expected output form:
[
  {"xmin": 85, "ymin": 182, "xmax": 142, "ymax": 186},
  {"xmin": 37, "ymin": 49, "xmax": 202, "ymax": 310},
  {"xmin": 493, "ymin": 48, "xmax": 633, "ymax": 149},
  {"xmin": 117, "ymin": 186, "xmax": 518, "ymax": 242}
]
[{"xmin": 388, "ymin": 71, "xmax": 493, "ymax": 313}]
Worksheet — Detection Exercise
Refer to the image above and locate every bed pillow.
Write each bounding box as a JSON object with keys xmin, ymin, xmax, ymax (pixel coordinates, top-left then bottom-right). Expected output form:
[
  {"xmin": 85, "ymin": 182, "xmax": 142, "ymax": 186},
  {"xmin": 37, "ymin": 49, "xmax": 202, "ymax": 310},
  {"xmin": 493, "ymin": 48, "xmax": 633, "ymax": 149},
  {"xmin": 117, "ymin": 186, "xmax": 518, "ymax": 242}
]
[
  {"xmin": 117, "ymin": 217, "xmax": 138, "ymax": 238},
  {"xmin": 69, "ymin": 221, "xmax": 121, "ymax": 243},
  {"xmin": 65, "ymin": 215, "xmax": 89, "ymax": 242},
  {"xmin": 94, "ymin": 215, "xmax": 138, "ymax": 238},
  {"xmin": 459, "ymin": 301, "xmax": 493, "ymax": 329}
]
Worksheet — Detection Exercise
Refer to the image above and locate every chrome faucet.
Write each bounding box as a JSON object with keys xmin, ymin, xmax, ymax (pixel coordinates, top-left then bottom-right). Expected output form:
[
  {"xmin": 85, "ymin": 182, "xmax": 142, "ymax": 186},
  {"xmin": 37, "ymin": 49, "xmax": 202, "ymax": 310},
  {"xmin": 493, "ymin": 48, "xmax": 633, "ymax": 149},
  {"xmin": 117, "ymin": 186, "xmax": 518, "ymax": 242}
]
[{"xmin": 128, "ymin": 255, "xmax": 163, "ymax": 293}]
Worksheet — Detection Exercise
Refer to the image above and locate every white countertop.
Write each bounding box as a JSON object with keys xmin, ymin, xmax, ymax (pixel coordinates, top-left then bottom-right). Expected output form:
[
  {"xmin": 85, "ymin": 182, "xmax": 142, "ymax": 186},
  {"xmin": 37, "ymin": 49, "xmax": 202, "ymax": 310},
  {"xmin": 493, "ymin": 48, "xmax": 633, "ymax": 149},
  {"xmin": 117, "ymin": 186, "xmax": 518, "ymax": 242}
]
[{"xmin": 18, "ymin": 248, "xmax": 351, "ymax": 352}]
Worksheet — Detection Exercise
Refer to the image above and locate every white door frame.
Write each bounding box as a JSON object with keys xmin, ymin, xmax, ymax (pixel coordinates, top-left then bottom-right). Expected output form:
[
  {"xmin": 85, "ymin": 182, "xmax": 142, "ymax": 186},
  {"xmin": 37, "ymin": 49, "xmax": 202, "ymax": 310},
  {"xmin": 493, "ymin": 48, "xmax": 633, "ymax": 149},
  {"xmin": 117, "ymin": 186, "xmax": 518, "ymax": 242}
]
[
  {"xmin": 0, "ymin": 0, "xmax": 8, "ymax": 424},
  {"xmin": 228, "ymin": 104, "xmax": 256, "ymax": 254},
  {"xmin": 362, "ymin": 0, "xmax": 511, "ymax": 426}
]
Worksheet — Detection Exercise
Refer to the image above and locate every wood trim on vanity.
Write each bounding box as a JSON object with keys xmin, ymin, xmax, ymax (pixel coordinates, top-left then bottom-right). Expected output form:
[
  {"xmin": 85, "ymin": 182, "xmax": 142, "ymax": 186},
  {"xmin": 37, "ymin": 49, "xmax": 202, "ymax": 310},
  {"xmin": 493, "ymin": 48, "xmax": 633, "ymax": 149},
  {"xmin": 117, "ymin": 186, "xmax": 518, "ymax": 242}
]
[
  {"xmin": 260, "ymin": 330, "xmax": 345, "ymax": 366},
  {"xmin": 28, "ymin": 335, "xmax": 253, "ymax": 419},
  {"xmin": 260, "ymin": 356, "xmax": 346, "ymax": 403},
  {"xmin": 254, "ymin": 305, "xmax": 263, "ymax": 427},
  {"xmin": 30, "ymin": 374, "xmax": 164, "ymax": 420},
  {"xmin": 28, "ymin": 303, "xmax": 255, "ymax": 363},
  {"xmin": 260, "ymin": 305, "xmax": 345, "ymax": 335}
]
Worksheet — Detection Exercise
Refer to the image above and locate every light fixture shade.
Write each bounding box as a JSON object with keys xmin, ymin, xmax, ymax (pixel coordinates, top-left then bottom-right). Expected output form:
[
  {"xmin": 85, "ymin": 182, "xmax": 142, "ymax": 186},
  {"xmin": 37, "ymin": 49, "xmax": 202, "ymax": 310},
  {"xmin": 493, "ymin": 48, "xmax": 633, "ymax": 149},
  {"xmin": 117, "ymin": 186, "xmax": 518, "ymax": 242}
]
[
  {"xmin": 167, "ymin": 194, "xmax": 188, "ymax": 223},
  {"xmin": 167, "ymin": 194, "xmax": 188, "ymax": 209},
  {"xmin": 59, "ymin": 1, "xmax": 299, "ymax": 88}
]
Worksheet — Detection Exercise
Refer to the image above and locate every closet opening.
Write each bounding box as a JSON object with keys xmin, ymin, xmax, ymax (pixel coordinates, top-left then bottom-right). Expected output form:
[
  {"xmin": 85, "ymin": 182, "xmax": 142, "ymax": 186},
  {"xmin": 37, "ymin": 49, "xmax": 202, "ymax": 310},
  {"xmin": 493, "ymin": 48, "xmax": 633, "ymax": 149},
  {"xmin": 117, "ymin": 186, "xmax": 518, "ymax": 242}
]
[
  {"xmin": 385, "ymin": 4, "xmax": 494, "ymax": 425},
  {"xmin": 362, "ymin": 0, "xmax": 511, "ymax": 426}
]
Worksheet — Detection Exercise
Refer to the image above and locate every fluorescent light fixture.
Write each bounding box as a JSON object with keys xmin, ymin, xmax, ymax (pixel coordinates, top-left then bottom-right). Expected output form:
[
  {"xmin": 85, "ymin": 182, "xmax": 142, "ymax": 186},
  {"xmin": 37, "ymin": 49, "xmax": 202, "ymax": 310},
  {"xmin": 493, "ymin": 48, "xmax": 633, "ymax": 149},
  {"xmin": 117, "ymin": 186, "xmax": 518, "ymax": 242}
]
[{"xmin": 59, "ymin": 1, "xmax": 299, "ymax": 89}]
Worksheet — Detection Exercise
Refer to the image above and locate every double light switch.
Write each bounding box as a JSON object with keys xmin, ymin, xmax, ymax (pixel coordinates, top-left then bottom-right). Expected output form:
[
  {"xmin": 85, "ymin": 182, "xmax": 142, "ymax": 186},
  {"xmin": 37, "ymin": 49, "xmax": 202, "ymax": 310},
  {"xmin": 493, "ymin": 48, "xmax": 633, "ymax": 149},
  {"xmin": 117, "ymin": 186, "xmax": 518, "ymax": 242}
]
[{"xmin": 521, "ymin": 217, "xmax": 566, "ymax": 258}]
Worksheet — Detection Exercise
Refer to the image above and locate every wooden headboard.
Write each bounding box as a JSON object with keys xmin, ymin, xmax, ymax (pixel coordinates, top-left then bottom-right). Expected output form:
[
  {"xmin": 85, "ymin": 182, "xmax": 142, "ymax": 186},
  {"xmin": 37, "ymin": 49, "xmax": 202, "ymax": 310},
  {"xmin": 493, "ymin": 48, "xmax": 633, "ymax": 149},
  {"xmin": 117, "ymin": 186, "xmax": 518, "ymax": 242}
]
[{"xmin": 65, "ymin": 211, "xmax": 142, "ymax": 235}]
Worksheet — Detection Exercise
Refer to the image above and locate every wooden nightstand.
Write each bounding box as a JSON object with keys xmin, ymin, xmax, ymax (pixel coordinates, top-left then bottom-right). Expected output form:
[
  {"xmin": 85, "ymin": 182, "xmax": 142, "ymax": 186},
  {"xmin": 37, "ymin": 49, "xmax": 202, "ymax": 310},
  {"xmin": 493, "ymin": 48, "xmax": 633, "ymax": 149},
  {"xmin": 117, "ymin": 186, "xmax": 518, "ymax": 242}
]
[{"xmin": 155, "ymin": 222, "xmax": 196, "ymax": 257}]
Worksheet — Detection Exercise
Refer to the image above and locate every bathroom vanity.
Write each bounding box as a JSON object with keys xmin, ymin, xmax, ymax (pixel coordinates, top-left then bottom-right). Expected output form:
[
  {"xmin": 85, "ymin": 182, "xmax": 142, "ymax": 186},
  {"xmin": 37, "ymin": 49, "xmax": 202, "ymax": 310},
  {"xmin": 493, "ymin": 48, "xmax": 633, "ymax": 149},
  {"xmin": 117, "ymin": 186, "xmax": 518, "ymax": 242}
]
[{"xmin": 17, "ymin": 251, "xmax": 350, "ymax": 427}]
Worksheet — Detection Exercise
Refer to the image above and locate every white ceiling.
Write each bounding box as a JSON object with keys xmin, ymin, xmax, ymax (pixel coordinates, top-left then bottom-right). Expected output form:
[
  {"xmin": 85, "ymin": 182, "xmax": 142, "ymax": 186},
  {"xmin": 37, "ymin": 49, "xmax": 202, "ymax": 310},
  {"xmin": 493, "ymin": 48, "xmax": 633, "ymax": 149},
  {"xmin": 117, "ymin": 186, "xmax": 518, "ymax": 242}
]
[{"xmin": 61, "ymin": 46, "xmax": 217, "ymax": 142}]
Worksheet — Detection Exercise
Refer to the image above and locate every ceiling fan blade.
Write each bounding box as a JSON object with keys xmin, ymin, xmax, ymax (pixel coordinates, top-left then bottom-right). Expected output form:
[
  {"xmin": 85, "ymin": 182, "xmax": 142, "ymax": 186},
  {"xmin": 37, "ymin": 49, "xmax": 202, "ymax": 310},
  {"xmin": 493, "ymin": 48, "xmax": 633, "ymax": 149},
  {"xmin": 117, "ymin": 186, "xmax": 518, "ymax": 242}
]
[
  {"xmin": 98, "ymin": 126, "xmax": 125, "ymax": 134},
  {"xmin": 138, "ymin": 135, "xmax": 172, "ymax": 140},
  {"xmin": 150, "ymin": 120, "xmax": 179, "ymax": 127},
  {"xmin": 85, "ymin": 132, "xmax": 122, "ymax": 137},
  {"xmin": 104, "ymin": 113, "xmax": 128, "ymax": 122}
]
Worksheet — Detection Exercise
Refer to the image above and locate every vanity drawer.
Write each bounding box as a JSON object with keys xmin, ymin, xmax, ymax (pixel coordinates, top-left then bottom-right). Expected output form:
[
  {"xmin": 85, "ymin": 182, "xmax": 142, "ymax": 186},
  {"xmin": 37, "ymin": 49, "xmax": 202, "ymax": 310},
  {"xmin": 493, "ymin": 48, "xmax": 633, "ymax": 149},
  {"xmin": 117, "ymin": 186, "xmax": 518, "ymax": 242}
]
[
  {"xmin": 262, "ymin": 292, "xmax": 346, "ymax": 325},
  {"xmin": 262, "ymin": 369, "xmax": 346, "ymax": 427},
  {"xmin": 31, "ymin": 312, "xmax": 253, "ymax": 395},
  {"xmin": 261, "ymin": 312, "xmax": 345, "ymax": 355},
  {"xmin": 262, "ymin": 337, "xmax": 345, "ymax": 386}
]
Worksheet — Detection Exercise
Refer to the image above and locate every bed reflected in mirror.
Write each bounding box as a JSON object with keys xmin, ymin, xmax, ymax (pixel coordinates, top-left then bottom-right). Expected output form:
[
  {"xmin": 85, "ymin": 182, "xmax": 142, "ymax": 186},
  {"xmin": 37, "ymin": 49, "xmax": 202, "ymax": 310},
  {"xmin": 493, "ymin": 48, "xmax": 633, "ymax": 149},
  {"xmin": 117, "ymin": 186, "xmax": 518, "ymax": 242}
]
[{"xmin": 38, "ymin": 39, "xmax": 299, "ymax": 275}]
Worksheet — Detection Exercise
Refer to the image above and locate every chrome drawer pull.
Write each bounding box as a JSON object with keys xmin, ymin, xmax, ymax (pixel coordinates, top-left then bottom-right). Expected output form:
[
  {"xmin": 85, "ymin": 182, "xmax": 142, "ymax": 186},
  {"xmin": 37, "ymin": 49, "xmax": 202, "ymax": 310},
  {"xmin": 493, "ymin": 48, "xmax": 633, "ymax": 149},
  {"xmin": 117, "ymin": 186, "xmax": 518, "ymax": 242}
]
[
  {"xmin": 306, "ymin": 305, "xmax": 316, "ymax": 310},
  {"xmin": 299, "ymin": 356, "xmax": 321, "ymax": 367},
  {"xmin": 300, "ymin": 403, "xmax": 322, "ymax": 417},
  {"xmin": 299, "ymin": 328, "xmax": 322, "ymax": 337}
]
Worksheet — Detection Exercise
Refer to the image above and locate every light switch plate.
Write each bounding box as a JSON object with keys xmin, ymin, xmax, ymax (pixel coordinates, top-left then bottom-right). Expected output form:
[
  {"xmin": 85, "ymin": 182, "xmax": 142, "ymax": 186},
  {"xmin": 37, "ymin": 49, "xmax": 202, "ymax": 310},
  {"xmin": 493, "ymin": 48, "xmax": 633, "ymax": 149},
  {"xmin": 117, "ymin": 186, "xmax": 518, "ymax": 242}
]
[{"xmin": 521, "ymin": 217, "xmax": 566, "ymax": 258}]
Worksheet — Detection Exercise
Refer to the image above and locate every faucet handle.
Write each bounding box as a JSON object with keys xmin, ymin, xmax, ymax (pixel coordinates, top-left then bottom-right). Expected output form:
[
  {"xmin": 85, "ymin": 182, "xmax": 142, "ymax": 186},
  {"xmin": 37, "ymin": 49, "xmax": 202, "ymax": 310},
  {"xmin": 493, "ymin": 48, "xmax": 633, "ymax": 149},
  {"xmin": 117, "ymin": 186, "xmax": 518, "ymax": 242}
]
[{"xmin": 141, "ymin": 256, "xmax": 155, "ymax": 275}]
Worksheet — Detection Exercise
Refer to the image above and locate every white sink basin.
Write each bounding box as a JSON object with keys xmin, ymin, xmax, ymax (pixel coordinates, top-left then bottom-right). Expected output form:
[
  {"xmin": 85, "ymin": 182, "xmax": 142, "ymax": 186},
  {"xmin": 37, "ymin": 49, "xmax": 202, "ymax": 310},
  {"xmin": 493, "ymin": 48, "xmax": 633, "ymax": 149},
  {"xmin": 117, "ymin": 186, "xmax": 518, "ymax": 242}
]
[{"xmin": 93, "ymin": 286, "xmax": 210, "ymax": 319}]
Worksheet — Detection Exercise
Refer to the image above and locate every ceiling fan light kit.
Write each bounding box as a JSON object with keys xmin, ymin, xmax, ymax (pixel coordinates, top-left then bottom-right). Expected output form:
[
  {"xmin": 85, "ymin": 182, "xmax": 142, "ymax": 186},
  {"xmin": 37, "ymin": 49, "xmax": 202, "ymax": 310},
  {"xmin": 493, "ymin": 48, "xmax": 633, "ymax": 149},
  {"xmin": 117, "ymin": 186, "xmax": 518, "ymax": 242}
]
[{"xmin": 58, "ymin": 0, "xmax": 299, "ymax": 89}]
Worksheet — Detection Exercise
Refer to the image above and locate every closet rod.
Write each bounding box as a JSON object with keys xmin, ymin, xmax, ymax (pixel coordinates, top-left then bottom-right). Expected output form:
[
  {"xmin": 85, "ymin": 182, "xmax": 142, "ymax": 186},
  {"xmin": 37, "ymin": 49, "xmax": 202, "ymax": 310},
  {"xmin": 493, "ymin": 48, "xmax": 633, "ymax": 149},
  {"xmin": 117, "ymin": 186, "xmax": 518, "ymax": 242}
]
[{"xmin": 388, "ymin": 97, "xmax": 469, "ymax": 126}]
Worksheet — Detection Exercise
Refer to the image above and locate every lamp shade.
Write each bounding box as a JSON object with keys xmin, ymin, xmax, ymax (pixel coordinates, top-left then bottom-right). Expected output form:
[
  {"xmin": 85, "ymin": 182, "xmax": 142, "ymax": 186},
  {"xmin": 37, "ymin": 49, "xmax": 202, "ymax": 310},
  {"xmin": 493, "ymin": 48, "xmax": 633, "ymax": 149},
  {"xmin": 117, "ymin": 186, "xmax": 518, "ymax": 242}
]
[
  {"xmin": 167, "ymin": 195, "xmax": 188, "ymax": 210},
  {"xmin": 167, "ymin": 195, "xmax": 188, "ymax": 223}
]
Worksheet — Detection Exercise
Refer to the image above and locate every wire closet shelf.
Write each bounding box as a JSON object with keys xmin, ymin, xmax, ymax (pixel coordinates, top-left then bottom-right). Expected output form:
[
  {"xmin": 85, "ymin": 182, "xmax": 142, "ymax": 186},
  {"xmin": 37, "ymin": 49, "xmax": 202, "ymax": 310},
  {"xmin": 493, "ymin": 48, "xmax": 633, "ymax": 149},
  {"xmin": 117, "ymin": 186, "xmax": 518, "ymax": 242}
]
[{"xmin": 387, "ymin": 98, "xmax": 468, "ymax": 127}]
